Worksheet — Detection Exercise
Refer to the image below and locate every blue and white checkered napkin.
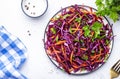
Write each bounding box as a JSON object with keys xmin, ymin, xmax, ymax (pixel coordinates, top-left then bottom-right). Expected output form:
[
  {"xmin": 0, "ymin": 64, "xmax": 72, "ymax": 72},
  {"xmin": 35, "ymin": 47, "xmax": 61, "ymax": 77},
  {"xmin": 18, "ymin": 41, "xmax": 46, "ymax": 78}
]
[{"xmin": 0, "ymin": 26, "xmax": 27, "ymax": 79}]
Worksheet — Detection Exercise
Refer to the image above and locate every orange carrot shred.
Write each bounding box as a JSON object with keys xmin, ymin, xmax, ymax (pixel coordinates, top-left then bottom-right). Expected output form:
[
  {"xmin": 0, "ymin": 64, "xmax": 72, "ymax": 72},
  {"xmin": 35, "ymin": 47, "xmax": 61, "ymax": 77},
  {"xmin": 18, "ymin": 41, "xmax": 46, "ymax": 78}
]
[
  {"xmin": 70, "ymin": 51, "xmax": 74, "ymax": 63},
  {"xmin": 55, "ymin": 40, "xmax": 66, "ymax": 45},
  {"xmin": 80, "ymin": 48, "xmax": 87, "ymax": 51},
  {"xmin": 68, "ymin": 14, "xmax": 78, "ymax": 23},
  {"xmin": 53, "ymin": 47, "xmax": 61, "ymax": 62},
  {"xmin": 61, "ymin": 45, "xmax": 67, "ymax": 58}
]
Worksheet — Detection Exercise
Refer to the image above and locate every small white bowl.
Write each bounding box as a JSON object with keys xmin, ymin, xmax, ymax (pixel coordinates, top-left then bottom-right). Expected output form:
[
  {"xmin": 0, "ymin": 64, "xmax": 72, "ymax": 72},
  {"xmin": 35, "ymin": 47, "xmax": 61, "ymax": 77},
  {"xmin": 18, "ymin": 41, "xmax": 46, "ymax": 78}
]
[{"xmin": 21, "ymin": 0, "xmax": 48, "ymax": 18}]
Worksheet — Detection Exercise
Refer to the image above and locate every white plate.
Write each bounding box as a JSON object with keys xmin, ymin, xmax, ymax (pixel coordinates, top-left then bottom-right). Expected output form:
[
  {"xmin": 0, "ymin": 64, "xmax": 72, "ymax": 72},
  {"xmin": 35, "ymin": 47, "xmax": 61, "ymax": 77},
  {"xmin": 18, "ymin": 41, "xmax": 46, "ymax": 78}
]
[{"xmin": 44, "ymin": 5, "xmax": 114, "ymax": 75}]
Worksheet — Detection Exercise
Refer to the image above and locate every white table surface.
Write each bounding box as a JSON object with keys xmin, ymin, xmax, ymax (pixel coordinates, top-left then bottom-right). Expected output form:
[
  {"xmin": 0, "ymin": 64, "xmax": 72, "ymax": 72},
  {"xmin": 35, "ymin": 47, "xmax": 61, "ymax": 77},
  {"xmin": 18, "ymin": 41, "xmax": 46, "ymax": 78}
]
[{"xmin": 0, "ymin": 0, "xmax": 120, "ymax": 79}]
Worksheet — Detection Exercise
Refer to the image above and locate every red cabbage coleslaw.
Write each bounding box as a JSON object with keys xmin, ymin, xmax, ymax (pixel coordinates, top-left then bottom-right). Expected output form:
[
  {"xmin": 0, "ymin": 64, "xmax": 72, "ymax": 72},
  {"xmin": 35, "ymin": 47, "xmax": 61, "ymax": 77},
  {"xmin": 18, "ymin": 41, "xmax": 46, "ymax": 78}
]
[{"xmin": 44, "ymin": 5, "xmax": 113, "ymax": 74}]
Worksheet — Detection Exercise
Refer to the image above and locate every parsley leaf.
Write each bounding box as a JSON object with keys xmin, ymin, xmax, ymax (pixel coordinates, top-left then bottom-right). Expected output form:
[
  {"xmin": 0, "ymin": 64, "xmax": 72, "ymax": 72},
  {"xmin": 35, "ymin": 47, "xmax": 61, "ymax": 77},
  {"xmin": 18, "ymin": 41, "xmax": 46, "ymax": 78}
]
[
  {"xmin": 91, "ymin": 22, "xmax": 102, "ymax": 38},
  {"xmin": 109, "ymin": 11, "xmax": 119, "ymax": 22},
  {"xmin": 82, "ymin": 22, "xmax": 103, "ymax": 39},
  {"xmin": 55, "ymin": 35, "xmax": 59, "ymax": 42},
  {"xmin": 50, "ymin": 28, "xmax": 56, "ymax": 34},
  {"xmin": 83, "ymin": 25, "xmax": 90, "ymax": 37},
  {"xmin": 75, "ymin": 18, "xmax": 81, "ymax": 23}
]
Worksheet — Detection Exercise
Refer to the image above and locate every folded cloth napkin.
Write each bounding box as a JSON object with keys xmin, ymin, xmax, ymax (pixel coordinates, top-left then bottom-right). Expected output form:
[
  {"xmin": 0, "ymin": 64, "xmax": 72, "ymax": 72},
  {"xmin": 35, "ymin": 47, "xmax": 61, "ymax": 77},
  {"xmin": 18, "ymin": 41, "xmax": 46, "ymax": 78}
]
[{"xmin": 0, "ymin": 26, "xmax": 27, "ymax": 79}]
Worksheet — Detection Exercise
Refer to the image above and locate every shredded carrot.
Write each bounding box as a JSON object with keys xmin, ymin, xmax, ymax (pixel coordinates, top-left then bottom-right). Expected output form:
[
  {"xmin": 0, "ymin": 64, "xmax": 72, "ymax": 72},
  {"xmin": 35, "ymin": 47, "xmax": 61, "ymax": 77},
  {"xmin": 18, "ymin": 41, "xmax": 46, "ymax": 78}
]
[
  {"xmin": 71, "ymin": 23, "xmax": 82, "ymax": 33},
  {"xmin": 91, "ymin": 54, "xmax": 100, "ymax": 59},
  {"xmin": 70, "ymin": 51, "xmax": 74, "ymax": 63},
  {"xmin": 52, "ymin": 47, "xmax": 61, "ymax": 62},
  {"xmin": 68, "ymin": 14, "xmax": 78, "ymax": 23},
  {"xmin": 80, "ymin": 63, "xmax": 87, "ymax": 67},
  {"xmin": 61, "ymin": 45, "xmax": 67, "ymax": 59},
  {"xmin": 91, "ymin": 31, "xmax": 94, "ymax": 37},
  {"xmin": 50, "ymin": 18, "xmax": 54, "ymax": 21},
  {"xmin": 47, "ymin": 50, "xmax": 51, "ymax": 54},
  {"xmin": 51, "ymin": 35, "xmax": 55, "ymax": 39},
  {"xmin": 46, "ymin": 47, "xmax": 52, "ymax": 55},
  {"xmin": 99, "ymin": 47, "xmax": 102, "ymax": 54},
  {"xmin": 55, "ymin": 40, "xmax": 66, "ymax": 45},
  {"xmin": 69, "ymin": 7, "xmax": 75, "ymax": 12},
  {"xmin": 80, "ymin": 48, "xmax": 87, "ymax": 51},
  {"xmin": 72, "ymin": 62, "xmax": 79, "ymax": 69},
  {"xmin": 79, "ymin": 29, "xmax": 84, "ymax": 36},
  {"xmin": 69, "ymin": 68, "xmax": 74, "ymax": 72},
  {"xmin": 71, "ymin": 28, "xmax": 81, "ymax": 31},
  {"xmin": 81, "ymin": 9, "xmax": 89, "ymax": 14}
]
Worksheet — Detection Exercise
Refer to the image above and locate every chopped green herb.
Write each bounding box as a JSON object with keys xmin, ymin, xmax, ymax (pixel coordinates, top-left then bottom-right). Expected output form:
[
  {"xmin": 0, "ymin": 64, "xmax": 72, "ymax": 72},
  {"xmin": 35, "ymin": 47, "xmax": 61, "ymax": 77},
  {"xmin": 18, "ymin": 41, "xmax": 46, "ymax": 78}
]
[
  {"xmin": 98, "ymin": 35, "xmax": 106, "ymax": 39},
  {"xmin": 81, "ymin": 68, "xmax": 85, "ymax": 71},
  {"xmin": 50, "ymin": 28, "xmax": 56, "ymax": 34},
  {"xmin": 80, "ymin": 40, "xmax": 84, "ymax": 43},
  {"xmin": 91, "ymin": 22, "xmax": 102, "ymax": 31},
  {"xmin": 91, "ymin": 50, "xmax": 95, "ymax": 54},
  {"xmin": 69, "ymin": 26, "xmax": 73, "ymax": 34},
  {"xmin": 83, "ymin": 25, "xmax": 90, "ymax": 37},
  {"xmin": 61, "ymin": 69, "xmax": 65, "ymax": 71},
  {"xmin": 55, "ymin": 35, "xmax": 59, "ymax": 42},
  {"xmin": 91, "ymin": 22, "xmax": 102, "ymax": 38},
  {"xmin": 82, "ymin": 55, "xmax": 88, "ymax": 61},
  {"xmin": 106, "ymin": 39, "xmax": 110, "ymax": 45},
  {"xmin": 57, "ymin": 22, "xmax": 61, "ymax": 26},
  {"xmin": 75, "ymin": 18, "xmax": 81, "ymax": 23},
  {"xmin": 63, "ymin": 14, "xmax": 70, "ymax": 19},
  {"xmin": 74, "ymin": 38, "xmax": 79, "ymax": 42},
  {"xmin": 104, "ymin": 54, "xmax": 109, "ymax": 62},
  {"xmin": 72, "ymin": 56, "xmax": 75, "ymax": 60}
]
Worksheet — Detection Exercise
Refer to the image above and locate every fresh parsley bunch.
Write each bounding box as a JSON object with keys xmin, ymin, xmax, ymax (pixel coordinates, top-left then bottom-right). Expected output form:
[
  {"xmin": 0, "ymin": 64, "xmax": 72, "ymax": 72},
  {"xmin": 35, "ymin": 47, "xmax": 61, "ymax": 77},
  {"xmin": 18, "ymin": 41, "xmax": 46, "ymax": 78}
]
[{"xmin": 95, "ymin": 0, "xmax": 120, "ymax": 22}]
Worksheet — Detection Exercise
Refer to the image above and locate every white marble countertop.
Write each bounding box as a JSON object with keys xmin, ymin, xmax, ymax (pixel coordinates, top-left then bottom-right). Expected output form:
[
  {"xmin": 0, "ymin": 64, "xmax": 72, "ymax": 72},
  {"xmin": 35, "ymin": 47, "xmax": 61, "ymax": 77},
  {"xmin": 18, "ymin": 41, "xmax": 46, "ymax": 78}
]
[{"xmin": 0, "ymin": 0, "xmax": 120, "ymax": 79}]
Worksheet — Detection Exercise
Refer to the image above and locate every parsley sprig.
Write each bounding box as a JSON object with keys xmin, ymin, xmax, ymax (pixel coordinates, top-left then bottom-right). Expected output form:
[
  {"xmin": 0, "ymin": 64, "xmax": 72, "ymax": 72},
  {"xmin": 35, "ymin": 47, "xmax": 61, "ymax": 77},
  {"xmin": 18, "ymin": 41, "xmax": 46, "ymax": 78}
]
[
  {"xmin": 95, "ymin": 0, "xmax": 120, "ymax": 22},
  {"xmin": 83, "ymin": 22, "xmax": 102, "ymax": 39}
]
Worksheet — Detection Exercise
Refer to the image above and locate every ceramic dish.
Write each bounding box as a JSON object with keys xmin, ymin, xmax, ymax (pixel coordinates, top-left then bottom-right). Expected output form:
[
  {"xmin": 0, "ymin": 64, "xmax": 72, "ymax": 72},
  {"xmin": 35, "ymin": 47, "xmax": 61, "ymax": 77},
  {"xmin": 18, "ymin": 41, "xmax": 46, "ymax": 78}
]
[{"xmin": 21, "ymin": 0, "xmax": 48, "ymax": 18}]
